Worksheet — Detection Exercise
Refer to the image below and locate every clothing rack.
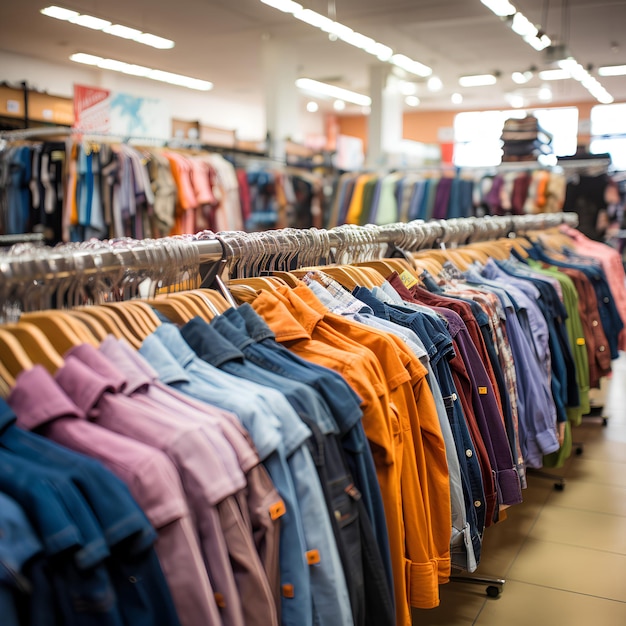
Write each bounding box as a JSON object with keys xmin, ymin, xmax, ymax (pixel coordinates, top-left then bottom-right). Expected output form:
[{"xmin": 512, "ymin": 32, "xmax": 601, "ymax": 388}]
[
  {"xmin": 0, "ymin": 211, "xmax": 581, "ymax": 600},
  {"xmin": 0, "ymin": 213, "xmax": 578, "ymax": 288}
]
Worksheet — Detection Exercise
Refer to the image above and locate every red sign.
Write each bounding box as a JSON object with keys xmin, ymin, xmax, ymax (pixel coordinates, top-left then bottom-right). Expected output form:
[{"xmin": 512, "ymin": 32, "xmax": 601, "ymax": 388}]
[{"xmin": 73, "ymin": 84, "xmax": 111, "ymax": 133}]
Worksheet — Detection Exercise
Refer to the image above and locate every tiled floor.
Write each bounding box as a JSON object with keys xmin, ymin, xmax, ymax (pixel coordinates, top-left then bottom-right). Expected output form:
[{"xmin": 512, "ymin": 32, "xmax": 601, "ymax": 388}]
[{"xmin": 412, "ymin": 353, "xmax": 626, "ymax": 625}]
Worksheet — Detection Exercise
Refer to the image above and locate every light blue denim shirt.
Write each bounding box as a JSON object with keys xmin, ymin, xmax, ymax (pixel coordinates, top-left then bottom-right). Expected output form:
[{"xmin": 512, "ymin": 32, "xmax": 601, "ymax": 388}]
[
  {"xmin": 139, "ymin": 328, "xmax": 312, "ymax": 626},
  {"xmin": 143, "ymin": 325, "xmax": 354, "ymax": 626}
]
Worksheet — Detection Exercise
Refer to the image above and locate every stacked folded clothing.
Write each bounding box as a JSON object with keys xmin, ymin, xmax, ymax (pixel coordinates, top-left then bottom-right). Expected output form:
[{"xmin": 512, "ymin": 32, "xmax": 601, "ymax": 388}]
[{"xmin": 501, "ymin": 115, "xmax": 553, "ymax": 162}]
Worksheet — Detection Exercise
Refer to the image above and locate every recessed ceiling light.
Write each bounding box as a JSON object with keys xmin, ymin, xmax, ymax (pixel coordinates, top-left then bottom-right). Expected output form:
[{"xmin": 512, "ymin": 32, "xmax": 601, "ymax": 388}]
[
  {"xmin": 538, "ymin": 87, "xmax": 552, "ymax": 101},
  {"xmin": 512, "ymin": 70, "xmax": 533, "ymax": 84},
  {"xmin": 333, "ymin": 99, "xmax": 346, "ymax": 111},
  {"xmin": 405, "ymin": 96, "xmax": 420, "ymax": 107},
  {"xmin": 451, "ymin": 92, "xmax": 463, "ymax": 105},
  {"xmin": 508, "ymin": 94, "xmax": 525, "ymax": 108},
  {"xmin": 306, "ymin": 101, "xmax": 319, "ymax": 113},
  {"xmin": 458, "ymin": 74, "xmax": 497, "ymax": 87},
  {"xmin": 427, "ymin": 76, "xmax": 443, "ymax": 92}
]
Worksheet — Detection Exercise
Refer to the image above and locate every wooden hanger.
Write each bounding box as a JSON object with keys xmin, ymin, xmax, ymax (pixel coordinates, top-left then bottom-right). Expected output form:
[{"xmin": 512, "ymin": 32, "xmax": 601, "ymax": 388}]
[
  {"xmin": 149, "ymin": 296, "xmax": 193, "ymax": 326},
  {"xmin": 2, "ymin": 322, "xmax": 64, "ymax": 374},
  {"xmin": 76, "ymin": 306, "xmax": 142, "ymax": 348},
  {"xmin": 0, "ymin": 360, "xmax": 14, "ymax": 396},
  {"xmin": 196, "ymin": 289, "xmax": 231, "ymax": 313},
  {"xmin": 65, "ymin": 310, "xmax": 109, "ymax": 341},
  {"xmin": 19, "ymin": 311, "xmax": 92, "ymax": 354},
  {"xmin": 268, "ymin": 271, "xmax": 301, "ymax": 288},
  {"xmin": 119, "ymin": 301, "xmax": 162, "ymax": 332},
  {"xmin": 104, "ymin": 302, "xmax": 153, "ymax": 339},
  {"xmin": 0, "ymin": 328, "xmax": 34, "ymax": 378},
  {"xmin": 229, "ymin": 284, "xmax": 259, "ymax": 305}
]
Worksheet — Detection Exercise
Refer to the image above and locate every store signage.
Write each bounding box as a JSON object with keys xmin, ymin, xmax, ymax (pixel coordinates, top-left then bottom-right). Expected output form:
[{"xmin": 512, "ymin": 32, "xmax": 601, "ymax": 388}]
[{"xmin": 73, "ymin": 84, "xmax": 111, "ymax": 132}]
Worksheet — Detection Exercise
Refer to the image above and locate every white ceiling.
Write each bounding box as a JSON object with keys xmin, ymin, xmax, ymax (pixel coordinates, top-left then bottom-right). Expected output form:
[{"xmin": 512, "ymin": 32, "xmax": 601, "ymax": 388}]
[{"xmin": 1, "ymin": 0, "xmax": 625, "ymax": 113}]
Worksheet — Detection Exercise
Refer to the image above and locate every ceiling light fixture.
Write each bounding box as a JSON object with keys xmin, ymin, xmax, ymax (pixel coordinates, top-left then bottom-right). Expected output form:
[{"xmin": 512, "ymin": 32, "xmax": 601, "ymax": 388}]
[
  {"xmin": 405, "ymin": 96, "xmax": 420, "ymax": 107},
  {"xmin": 558, "ymin": 57, "xmax": 613, "ymax": 103},
  {"xmin": 508, "ymin": 94, "xmax": 525, "ymax": 108},
  {"xmin": 306, "ymin": 100, "xmax": 319, "ymax": 113},
  {"xmin": 260, "ymin": 0, "xmax": 302, "ymax": 13},
  {"xmin": 538, "ymin": 68, "xmax": 570, "ymax": 80},
  {"xmin": 480, "ymin": 2, "xmax": 551, "ymax": 52},
  {"xmin": 390, "ymin": 54, "xmax": 432, "ymax": 78},
  {"xmin": 598, "ymin": 64, "xmax": 626, "ymax": 76},
  {"xmin": 260, "ymin": 2, "xmax": 427, "ymax": 73},
  {"xmin": 333, "ymin": 99, "xmax": 346, "ymax": 111},
  {"xmin": 511, "ymin": 70, "xmax": 533, "ymax": 84},
  {"xmin": 480, "ymin": 0, "xmax": 517, "ymax": 17},
  {"xmin": 295, "ymin": 78, "xmax": 371, "ymax": 106},
  {"xmin": 41, "ymin": 5, "xmax": 174, "ymax": 49},
  {"xmin": 459, "ymin": 73, "xmax": 497, "ymax": 87},
  {"xmin": 451, "ymin": 92, "xmax": 464, "ymax": 105},
  {"xmin": 70, "ymin": 53, "xmax": 212, "ymax": 90},
  {"xmin": 427, "ymin": 76, "xmax": 443, "ymax": 91},
  {"xmin": 538, "ymin": 86, "xmax": 552, "ymax": 101}
]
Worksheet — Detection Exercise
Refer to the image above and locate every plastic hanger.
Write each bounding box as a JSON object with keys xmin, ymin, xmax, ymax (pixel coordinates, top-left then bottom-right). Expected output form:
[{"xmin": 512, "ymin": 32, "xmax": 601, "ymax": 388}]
[{"xmin": 2, "ymin": 322, "xmax": 64, "ymax": 374}]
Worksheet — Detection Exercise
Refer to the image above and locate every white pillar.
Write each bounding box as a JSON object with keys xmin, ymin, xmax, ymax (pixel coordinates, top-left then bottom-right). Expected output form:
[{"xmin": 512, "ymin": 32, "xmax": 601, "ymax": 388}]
[
  {"xmin": 262, "ymin": 37, "xmax": 300, "ymax": 161},
  {"xmin": 366, "ymin": 64, "xmax": 404, "ymax": 168}
]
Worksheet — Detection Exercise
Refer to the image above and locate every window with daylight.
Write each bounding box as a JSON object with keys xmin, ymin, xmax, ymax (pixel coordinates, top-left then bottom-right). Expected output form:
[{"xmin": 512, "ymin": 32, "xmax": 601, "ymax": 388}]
[
  {"xmin": 590, "ymin": 103, "xmax": 626, "ymax": 170},
  {"xmin": 453, "ymin": 107, "xmax": 578, "ymax": 168}
]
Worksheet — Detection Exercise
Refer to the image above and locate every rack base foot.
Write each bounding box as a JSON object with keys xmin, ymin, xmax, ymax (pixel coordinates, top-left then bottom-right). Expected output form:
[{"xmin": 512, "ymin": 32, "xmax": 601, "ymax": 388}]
[{"xmin": 449, "ymin": 575, "xmax": 505, "ymax": 597}]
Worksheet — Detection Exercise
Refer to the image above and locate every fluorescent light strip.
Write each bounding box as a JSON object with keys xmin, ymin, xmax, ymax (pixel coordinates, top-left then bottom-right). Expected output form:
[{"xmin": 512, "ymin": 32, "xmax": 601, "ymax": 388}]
[
  {"xmin": 295, "ymin": 78, "xmax": 371, "ymax": 106},
  {"xmin": 390, "ymin": 54, "xmax": 432, "ymax": 78},
  {"xmin": 260, "ymin": 0, "xmax": 302, "ymax": 12},
  {"xmin": 41, "ymin": 6, "xmax": 174, "ymax": 49},
  {"xmin": 480, "ymin": 3, "xmax": 551, "ymax": 51},
  {"xmin": 558, "ymin": 58, "xmax": 613, "ymax": 103},
  {"xmin": 598, "ymin": 64, "xmax": 626, "ymax": 77},
  {"xmin": 70, "ymin": 53, "xmax": 212, "ymax": 91},
  {"xmin": 459, "ymin": 74, "xmax": 497, "ymax": 87},
  {"xmin": 480, "ymin": 0, "xmax": 516, "ymax": 17},
  {"xmin": 538, "ymin": 69, "xmax": 570, "ymax": 80},
  {"xmin": 260, "ymin": 2, "xmax": 427, "ymax": 73}
]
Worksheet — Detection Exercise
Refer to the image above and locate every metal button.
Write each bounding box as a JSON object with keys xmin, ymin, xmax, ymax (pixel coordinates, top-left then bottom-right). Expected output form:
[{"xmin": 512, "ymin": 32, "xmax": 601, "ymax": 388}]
[
  {"xmin": 465, "ymin": 449, "xmax": 473, "ymax": 458},
  {"xmin": 592, "ymin": 320, "xmax": 599, "ymax": 327},
  {"xmin": 474, "ymin": 500, "xmax": 482, "ymax": 508},
  {"xmin": 451, "ymin": 393, "xmax": 457, "ymax": 401},
  {"xmin": 599, "ymin": 346, "xmax": 606, "ymax": 352},
  {"xmin": 604, "ymin": 297, "xmax": 610, "ymax": 303},
  {"xmin": 129, "ymin": 576, "xmax": 137, "ymax": 584}
]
